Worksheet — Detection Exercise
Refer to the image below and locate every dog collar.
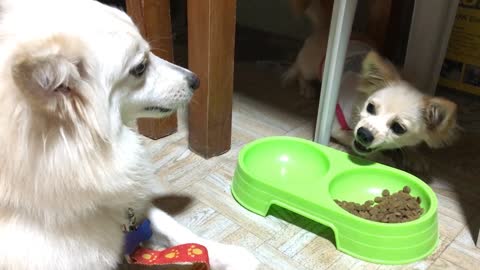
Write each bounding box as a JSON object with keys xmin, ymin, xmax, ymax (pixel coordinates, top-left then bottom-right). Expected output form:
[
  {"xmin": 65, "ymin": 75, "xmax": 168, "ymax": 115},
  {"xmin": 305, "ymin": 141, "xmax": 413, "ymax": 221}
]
[
  {"xmin": 335, "ymin": 103, "xmax": 352, "ymax": 131},
  {"xmin": 124, "ymin": 218, "xmax": 153, "ymax": 255}
]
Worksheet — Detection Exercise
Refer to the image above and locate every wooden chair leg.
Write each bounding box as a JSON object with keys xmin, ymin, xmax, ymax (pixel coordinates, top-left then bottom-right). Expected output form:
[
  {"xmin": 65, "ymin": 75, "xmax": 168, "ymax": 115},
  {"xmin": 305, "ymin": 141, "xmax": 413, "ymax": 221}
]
[
  {"xmin": 187, "ymin": 0, "xmax": 237, "ymax": 158},
  {"xmin": 366, "ymin": 0, "xmax": 392, "ymax": 53},
  {"xmin": 126, "ymin": 0, "xmax": 178, "ymax": 139}
]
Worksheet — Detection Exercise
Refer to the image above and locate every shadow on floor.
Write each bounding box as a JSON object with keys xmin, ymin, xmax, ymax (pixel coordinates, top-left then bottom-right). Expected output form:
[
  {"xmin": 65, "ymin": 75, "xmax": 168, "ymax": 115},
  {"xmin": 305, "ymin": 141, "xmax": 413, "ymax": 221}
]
[
  {"xmin": 267, "ymin": 204, "xmax": 336, "ymax": 246},
  {"xmin": 153, "ymin": 195, "xmax": 193, "ymax": 216},
  {"xmin": 425, "ymin": 132, "xmax": 480, "ymax": 244}
]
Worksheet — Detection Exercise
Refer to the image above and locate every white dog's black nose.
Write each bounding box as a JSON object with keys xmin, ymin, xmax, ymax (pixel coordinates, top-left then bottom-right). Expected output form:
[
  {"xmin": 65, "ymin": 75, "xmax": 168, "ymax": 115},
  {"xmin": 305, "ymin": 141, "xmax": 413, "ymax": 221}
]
[
  {"xmin": 356, "ymin": 127, "xmax": 374, "ymax": 145},
  {"xmin": 187, "ymin": 73, "xmax": 200, "ymax": 91}
]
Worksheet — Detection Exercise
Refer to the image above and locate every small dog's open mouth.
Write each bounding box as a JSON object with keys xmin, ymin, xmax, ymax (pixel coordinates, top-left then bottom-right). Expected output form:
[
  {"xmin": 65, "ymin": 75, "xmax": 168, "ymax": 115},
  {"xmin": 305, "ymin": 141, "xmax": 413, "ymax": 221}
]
[
  {"xmin": 144, "ymin": 106, "xmax": 173, "ymax": 113},
  {"xmin": 353, "ymin": 140, "xmax": 374, "ymax": 154}
]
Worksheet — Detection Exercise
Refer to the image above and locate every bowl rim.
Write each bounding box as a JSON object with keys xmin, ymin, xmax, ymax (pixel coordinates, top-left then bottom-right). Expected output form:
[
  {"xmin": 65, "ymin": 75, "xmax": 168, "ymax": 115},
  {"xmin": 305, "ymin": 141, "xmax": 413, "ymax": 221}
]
[{"xmin": 238, "ymin": 135, "xmax": 328, "ymax": 170}]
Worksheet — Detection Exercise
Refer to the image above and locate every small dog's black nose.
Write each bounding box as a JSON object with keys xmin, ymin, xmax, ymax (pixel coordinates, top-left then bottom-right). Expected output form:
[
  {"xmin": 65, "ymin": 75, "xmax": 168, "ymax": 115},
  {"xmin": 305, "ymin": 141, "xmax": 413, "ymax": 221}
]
[
  {"xmin": 186, "ymin": 73, "xmax": 200, "ymax": 91},
  {"xmin": 356, "ymin": 127, "xmax": 374, "ymax": 145}
]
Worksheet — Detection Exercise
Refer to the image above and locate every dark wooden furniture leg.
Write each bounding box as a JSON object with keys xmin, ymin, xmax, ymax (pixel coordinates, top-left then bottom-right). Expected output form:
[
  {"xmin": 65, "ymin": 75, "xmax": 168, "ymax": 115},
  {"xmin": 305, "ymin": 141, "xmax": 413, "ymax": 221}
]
[
  {"xmin": 187, "ymin": 0, "xmax": 237, "ymax": 158},
  {"xmin": 367, "ymin": 0, "xmax": 392, "ymax": 54},
  {"xmin": 126, "ymin": 0, "xmax": 178, "ymax": 139}
]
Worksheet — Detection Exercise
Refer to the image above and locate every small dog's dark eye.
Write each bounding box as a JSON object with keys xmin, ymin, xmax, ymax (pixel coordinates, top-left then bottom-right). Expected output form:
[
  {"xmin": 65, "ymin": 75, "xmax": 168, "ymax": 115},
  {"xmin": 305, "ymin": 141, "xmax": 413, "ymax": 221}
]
[
  {"xmin": 366, "ymin": 103, "xmax": 376, "ymax": 115},
  {"xmin": 130, "ymin": 59, "xmax": 148, "ymax": 77},
  {"xmin": 391, "ymin": 122, "xmax": 407, "ymax": 135}
]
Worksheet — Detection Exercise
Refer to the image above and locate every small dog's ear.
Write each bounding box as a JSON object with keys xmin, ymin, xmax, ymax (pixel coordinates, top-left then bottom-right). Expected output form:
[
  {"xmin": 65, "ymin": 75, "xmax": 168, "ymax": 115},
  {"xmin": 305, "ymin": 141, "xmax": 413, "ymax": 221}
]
[
  {"xmin": 11, "ymin": 35, "xmax": 89, "ymax": 113},
  {"xmin": 423, "ymin": 97, "xmax": 459, "ymax": 148},
  {"xmin": 359, "ymin": 51, "xmax": 400, "ymax": 94}
]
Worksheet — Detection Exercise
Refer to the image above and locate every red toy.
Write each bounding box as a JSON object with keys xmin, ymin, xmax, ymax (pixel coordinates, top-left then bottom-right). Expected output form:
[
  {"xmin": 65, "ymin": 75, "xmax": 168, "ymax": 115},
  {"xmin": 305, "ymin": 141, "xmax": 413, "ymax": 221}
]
[
  {"xmin": 122, "ymin": 217, "xmax": 209, "ymax": 269},
  {"xmin": 128, "ymin": 243, "xmax": 210, "ymax": 270}
]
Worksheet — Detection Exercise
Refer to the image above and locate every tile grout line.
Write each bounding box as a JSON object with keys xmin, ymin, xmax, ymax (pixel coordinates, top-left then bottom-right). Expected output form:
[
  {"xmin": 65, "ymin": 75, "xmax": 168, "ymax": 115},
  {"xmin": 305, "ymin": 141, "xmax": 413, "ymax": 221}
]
[{"xmin": 427, "ymin": 224, "xmax": 467, "ymax": 269}]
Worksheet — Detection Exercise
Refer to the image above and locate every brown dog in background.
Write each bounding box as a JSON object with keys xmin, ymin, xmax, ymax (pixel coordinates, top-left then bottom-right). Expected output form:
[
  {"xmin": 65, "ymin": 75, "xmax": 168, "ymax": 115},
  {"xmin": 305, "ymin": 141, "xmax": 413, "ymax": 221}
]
[{"xmin": 284, "ymin": 0, "xmax": 379, "ymax": 98}]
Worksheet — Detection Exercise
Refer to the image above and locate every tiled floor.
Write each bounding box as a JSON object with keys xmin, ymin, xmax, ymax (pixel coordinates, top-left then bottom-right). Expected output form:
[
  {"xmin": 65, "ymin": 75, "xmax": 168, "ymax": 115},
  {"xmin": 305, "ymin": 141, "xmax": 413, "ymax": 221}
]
[{"xmin": 145, "ymin": 61, "xmax": 480, "ymax": 270}]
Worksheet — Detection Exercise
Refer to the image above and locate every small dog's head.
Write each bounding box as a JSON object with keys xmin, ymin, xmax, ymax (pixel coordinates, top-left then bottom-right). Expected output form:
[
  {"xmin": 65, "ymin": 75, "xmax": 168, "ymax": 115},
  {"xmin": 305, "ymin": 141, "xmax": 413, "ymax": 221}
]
[
  {"xmin": 5, "ymin": 0, "xmax": 199, "ymax": 140},
  {"xmin": 352, "ymin": 51, "xmax": 458, "ymax": 155}
]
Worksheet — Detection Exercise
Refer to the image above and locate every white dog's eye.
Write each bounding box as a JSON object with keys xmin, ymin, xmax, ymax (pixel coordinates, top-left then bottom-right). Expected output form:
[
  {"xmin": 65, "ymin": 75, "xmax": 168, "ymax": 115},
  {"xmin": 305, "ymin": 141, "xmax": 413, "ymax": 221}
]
[
  {"xmin": 391, "ymin": 122, "xmax": 407, "ymax": 135},
  {"xmin": 130, "ymin": 59, "xmax": 148, "ymax": 77},
  {"xmin": 366, "ymin": 103, "xmax": 376, "ymax": 115}
]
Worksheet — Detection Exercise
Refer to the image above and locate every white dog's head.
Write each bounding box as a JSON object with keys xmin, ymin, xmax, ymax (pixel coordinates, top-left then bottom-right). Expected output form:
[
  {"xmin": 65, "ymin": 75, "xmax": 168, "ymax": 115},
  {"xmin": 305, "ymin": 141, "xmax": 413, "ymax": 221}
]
[
  {"xmin": 351, "ymin": 51, "xmax": 458, "ymax": 155},
  {"xmin": 1, "ymin": 0, "xmax": 198, "ymax": 141}
]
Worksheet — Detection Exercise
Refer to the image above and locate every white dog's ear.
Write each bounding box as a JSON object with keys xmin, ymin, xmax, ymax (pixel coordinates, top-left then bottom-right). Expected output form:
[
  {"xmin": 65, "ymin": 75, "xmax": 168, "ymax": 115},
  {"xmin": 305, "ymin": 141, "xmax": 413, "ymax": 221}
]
[
  {"xmin": 423, "ymin": 96, "xmax": 459, "ymax": 148},
  {"xmin": 11, "ymin": 36, "xmax": 89, "ymax": 113},
  {"xmin": 359, "ymin": 51, "xmax": 400, "ymax": 94}
]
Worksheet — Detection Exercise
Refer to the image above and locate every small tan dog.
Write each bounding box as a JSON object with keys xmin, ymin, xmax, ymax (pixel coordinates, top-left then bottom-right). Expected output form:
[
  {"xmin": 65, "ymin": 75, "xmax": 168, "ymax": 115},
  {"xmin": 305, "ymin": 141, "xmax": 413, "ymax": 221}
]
[
  {"xmin": 284, "ymin": 0, "xmax": 376, "ymax": 98},
  {"xmin": 284, "ymin": 0, "xmax": 458, "ymax": 171},
  {"xmin": 331, "ymin": 51, "xmax": 459, "ymax": 172},
  {"xmin": 283, "ymin": 0, "xmax": 332, "ymax": 98}
]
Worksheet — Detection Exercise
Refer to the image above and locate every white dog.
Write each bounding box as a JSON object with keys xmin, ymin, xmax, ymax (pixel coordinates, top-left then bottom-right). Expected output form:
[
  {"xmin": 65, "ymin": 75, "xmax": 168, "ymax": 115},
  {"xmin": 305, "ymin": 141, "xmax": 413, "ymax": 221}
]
[{"xmin": 0, "ymin": 0, "xmax": 259, "ymax": 269}]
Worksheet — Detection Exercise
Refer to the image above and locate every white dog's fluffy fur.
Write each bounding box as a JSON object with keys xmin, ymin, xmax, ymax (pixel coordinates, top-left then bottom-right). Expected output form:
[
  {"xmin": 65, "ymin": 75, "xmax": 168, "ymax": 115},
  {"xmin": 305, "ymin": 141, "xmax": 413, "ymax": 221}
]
[{"xmin": 0, "ymin": 0, "xmax": 259, "ymax": 269}]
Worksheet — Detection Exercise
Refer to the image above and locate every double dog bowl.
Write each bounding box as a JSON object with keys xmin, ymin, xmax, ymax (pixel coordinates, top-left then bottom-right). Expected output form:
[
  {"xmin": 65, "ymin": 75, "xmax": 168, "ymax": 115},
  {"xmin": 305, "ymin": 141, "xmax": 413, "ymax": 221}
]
[{"xmin": 231, "ymin": 136, "xmax": 438, "ymax": 265}]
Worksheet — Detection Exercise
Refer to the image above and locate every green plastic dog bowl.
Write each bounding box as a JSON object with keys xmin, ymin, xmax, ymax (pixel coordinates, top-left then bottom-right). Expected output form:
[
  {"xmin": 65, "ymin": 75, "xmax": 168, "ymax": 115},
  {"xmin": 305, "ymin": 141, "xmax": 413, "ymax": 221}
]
[{"xmin": 231, "ymin": 136, "xmax": 438, "ymax": 265}]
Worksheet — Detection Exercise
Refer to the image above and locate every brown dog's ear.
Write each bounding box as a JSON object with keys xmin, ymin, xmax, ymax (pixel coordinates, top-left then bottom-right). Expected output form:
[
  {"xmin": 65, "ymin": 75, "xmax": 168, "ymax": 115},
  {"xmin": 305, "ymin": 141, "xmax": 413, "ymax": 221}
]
[
  {"xmin": 423, "ymin": 97, "xmax": 459, "ymax": 148},
  {"xmin": 358, "ymin": 51, "xmax": 401, "ymax": 94}
]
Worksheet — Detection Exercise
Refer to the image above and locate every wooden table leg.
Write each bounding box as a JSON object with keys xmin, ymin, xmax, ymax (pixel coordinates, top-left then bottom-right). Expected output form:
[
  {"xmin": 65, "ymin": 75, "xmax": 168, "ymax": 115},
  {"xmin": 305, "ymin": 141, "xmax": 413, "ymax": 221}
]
[
  {"xmin": 366, "ymin": 0, "xmax": 392, "ymax": 53},
  {"xmin": 126, "ymin": 0, "xmax": 178, "ymax": 139},
  {"xmin": 187, "ymin": 0, "xmax": 237, "ymax": 158}
]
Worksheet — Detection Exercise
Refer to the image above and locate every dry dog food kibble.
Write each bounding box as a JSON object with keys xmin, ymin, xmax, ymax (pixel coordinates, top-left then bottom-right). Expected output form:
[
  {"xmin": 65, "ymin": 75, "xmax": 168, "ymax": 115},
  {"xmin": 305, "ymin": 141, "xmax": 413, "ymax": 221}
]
[{"xmin": 334, "ymin": 186, "xmax": 424, "ymax": 223}]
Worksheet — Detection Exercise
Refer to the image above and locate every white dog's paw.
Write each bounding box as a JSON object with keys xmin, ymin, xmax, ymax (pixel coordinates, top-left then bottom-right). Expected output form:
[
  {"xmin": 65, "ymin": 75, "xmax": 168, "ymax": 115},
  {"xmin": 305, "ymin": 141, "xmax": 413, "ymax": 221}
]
[{"xmin": 206, "ymin": 242, "xmax": 260, "ymax": 270}]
